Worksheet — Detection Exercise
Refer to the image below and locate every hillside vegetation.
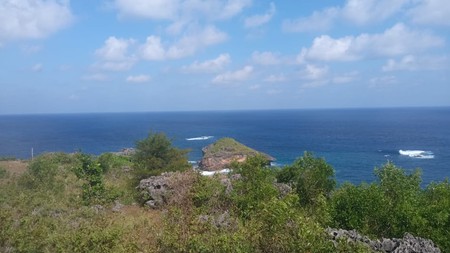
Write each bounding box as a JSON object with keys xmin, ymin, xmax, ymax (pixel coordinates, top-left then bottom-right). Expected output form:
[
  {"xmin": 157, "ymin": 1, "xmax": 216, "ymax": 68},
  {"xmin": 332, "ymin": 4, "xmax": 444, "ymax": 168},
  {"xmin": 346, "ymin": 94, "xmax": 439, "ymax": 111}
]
[{"xmin": 0, "ymin": 133, "xmax": 449, "ymax": 252}]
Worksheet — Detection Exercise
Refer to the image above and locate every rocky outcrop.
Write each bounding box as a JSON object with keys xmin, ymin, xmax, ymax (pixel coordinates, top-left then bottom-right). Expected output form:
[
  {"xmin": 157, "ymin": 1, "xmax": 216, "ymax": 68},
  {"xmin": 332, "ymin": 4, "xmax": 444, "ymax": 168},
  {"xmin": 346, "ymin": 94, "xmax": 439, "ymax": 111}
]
[
  {"xmin": 198, "ymin": 138, "xmax": 275, "ymax": 171},
  {"xmin": 137, "ymin": 171, "xmax": 196, "ymax": 209},
  {"xmin": 327, "ymin": 228, "xmax": 441, "ymax": 253}
]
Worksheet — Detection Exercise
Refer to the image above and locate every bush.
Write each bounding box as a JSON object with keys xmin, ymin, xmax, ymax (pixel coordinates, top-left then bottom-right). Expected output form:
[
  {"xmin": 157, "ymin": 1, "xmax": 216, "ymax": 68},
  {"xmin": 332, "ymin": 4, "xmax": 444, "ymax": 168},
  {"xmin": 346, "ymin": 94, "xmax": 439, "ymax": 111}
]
[
  {"xmin": 418, "ymin": 180, "xmax": 450, "ymax": 251},
  {"xmin": 330, "ymin": 162, "xmax": 424, "ymax": 238},
  {"xmin": 230, "ymin": 155, "xmax": 278, "ymax": 220},
  {"xmin": 97, "ymin": 153, "xmax": 131, "ymax": 174},
  {"xmin": 74, "ymin": 153, "xmax": 119, "ymax": 205},
  {"xmin": 132, "ymin": 132, "xmax": 190, "ymax": 179},
  {"xmin": 277, "ymin": 152, "xmax": 336, "ymax": 207}
]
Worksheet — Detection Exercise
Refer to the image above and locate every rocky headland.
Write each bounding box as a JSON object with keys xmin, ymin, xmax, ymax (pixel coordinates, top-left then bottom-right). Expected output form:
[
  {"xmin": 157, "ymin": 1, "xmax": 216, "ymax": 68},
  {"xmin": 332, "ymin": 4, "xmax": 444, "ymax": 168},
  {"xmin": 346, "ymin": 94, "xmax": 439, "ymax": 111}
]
[{"xmin": 198, "ymin": 137, "xmax": 275, "ymax": 171}]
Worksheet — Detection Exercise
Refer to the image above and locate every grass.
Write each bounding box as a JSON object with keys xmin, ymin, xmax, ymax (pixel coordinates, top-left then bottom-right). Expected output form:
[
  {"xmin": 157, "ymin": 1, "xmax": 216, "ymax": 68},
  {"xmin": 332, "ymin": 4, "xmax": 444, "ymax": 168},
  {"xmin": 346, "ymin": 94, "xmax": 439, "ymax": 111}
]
[{"xmin": 203, "ymin": 138, "xmax": 268, "ymax": 158}]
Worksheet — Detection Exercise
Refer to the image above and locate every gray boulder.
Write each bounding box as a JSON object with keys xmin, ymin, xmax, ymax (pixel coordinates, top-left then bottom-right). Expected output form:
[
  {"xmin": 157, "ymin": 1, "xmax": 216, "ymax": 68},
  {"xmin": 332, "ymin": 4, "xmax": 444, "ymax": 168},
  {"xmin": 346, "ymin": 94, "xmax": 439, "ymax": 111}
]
[{"xmin": 327, "ymin": 228, "xmax": 441, "ymax": 253}]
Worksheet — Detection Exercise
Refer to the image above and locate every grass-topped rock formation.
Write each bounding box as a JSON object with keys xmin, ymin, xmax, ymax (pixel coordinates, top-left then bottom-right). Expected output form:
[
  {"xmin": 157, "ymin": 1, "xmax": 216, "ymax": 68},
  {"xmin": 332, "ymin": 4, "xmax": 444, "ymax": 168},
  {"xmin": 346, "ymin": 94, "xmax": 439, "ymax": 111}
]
[{"xmin": 198, "ymin": 137, "xmax": 275, "ymax": 171}]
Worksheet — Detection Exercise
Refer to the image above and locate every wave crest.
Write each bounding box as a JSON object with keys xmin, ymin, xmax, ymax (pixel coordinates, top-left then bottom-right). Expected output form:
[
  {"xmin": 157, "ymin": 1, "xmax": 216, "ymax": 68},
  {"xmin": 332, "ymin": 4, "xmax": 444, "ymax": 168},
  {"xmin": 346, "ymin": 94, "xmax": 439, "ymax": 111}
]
[
  {"xmin": 399, "ymin": 150, "xmax": 434, "ymax": 159},
  {"xmin": 186, "ymin": 136, "xmax": 214, "ymax": 141}
]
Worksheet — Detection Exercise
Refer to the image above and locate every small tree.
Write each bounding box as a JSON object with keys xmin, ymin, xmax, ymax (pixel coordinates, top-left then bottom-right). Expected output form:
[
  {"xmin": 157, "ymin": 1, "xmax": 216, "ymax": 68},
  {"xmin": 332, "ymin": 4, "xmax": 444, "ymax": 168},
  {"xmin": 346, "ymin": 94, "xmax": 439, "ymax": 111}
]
[
  {"xmin": 74, "ymin": 153, "xmax": 106, "ymax": 204},
  {"xmin": 132, "ymin": 132, "xmax": 190, "ymax": 179},
  {"xmin": 277, "ymin": 152, "xmax": 336, "ymax": 207}
]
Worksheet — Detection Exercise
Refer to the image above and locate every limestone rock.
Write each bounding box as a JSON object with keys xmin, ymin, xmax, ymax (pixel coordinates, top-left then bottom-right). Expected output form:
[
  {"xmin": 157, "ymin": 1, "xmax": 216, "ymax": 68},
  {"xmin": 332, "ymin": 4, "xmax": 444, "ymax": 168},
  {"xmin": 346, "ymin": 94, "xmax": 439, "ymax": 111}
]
[{"xmin": 327, "ymin": 228, "xmax": 441, "ymax": 253}]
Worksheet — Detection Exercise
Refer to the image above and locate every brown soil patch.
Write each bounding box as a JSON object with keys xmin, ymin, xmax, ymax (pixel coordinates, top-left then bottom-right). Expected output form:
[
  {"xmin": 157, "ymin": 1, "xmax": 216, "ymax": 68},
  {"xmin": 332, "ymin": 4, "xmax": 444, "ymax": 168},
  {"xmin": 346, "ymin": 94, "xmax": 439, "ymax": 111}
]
[{"xmin": 0, "ymin": 160, "xmax": 28, "ymax": 177}]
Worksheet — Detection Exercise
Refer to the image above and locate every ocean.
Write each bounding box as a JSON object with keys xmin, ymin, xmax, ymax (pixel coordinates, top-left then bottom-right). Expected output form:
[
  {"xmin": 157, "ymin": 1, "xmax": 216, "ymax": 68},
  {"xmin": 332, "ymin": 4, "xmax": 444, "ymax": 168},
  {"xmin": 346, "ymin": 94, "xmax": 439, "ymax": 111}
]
[{"xmin": 1, "ymin": 107, "xmax": 449, "ymax": 185}]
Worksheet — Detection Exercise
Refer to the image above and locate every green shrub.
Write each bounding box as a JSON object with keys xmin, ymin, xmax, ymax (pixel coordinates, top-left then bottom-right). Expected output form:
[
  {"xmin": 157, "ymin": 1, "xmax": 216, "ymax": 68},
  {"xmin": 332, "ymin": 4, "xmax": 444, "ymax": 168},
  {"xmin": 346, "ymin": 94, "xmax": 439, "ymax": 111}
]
[
  {"xmin": 97, "ymin": 153, "xmax": 131, "ymax": 174},
  {"xmin": 418, "ymin": 180, "xmax": 450, "ymax": 252},
  {"xmin": 277, "ymin": 152, "xmax": 336, "ymax": 207},
  {"xmin": 230, "ymin": 155, "xmax": 278, "ymax": 220},
  {"xmin": 132, "ymin": 132, "xmax": 190, "ymax": 179},
  {"xmin": 74, "ymin": 153, "xmax": 118, "ymax": 205}
]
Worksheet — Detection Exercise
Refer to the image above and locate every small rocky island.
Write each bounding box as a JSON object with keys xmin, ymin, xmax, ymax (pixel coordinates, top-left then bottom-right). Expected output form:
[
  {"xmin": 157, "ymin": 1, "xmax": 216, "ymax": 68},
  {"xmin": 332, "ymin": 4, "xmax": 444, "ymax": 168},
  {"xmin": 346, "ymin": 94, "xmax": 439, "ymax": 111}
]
[{"xmin": 198, "ymin": 138, "xmax": 275, "ymax": 171}]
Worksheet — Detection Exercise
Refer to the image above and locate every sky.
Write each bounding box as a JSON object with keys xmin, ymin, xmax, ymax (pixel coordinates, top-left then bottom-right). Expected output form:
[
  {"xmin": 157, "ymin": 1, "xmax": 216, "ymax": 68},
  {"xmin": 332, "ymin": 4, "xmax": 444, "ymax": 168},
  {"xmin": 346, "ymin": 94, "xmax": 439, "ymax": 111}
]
[{"xmin": 0, "ymin": 0, "xmax": 449, "ymax": 114}]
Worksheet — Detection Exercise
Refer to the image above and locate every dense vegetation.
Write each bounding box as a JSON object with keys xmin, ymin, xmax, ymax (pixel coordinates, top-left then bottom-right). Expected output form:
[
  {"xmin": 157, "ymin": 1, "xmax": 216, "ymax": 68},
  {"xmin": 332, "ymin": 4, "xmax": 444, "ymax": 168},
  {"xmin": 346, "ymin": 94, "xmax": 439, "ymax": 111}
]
[{"xmin": 0, "ymin": 132, "xmax": 449, "ymax": 252}]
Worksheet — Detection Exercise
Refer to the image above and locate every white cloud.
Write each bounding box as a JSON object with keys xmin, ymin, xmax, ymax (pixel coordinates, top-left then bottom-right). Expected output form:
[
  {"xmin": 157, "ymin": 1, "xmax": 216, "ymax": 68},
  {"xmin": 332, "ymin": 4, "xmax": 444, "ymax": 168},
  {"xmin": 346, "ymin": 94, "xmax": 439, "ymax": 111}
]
[
  {"xmin": 298, "ymin": 35, "xmax": 359, "ymax": 62},
  {"xmin": 298, "ymin": 23, "xmax": 444, "ymax": 62},
  {"xmin": 166, "ymin": 26, "xmax": 227, "ymax": 59},
  {"xmin": 140, "ymin": 36, "xmax": 166, "ymax": 60},
  {"xmin": 126, "ymin": 74, "xmax": 151, "ymax": 83},
  {"xmin": 182, "ymin": 54, "xmax": 231, "ymax": 73},
  {"xmin": 0, "ymin": 0, "xmax": 73, "ymax": 44},
  {"xmin": 409, "ymin": 0, "xmax": 450, "ymax": 26},
  {"xmin": 251, "ymin": 51, "xmax": 281, "ymax": 65},
  {"xmin": 96, "ymin": 37, "xmax": 135, "ymax": 61},
  {"xmin": 114, "ymin": 0, "xmax": 178, "ymax": 19},
  {"xmin": 244, "ymin": 2, "xmax": 276, "ymax": 28},
  {"xmin": 283, "ymin": 0, "xmax": 412, "ymax": 33},
  {"xmin": 302, "ymin": 64, "xmax": 328, "ymax": 80},
  {"xmin": 212, "ymin": 65, "xmax": 254, "ymax": 83},
  {"xmin": 94, "ymin": 36, "xmax": 136, "ymax": 71},
  {"xmin": 342, "ymin": 0, "xmax": 411, "ymax": 25},
  {"xmin": 31, "ymin": 63, "xmax": 43, "ymax": 72},
  {"xmin": 114, "ymin": 0, "xmax": 251, "ymax": 21},
  {"xmin": 140, "ymin": 26, "xmax": 227, "ymax": 60},
  {"xmin": 382, "ymin": 55, "xmax": 448, "ymax": 71},
  {"xmin": 215, "ymin": 0, "xmax": 252, "ymax": 20},
  {"xmin": 282, "ymin": 7, "xmax": 338, "ymax": 33},
  {"xmin": 264, "ymin": 74, "xmax": 286, "ymax": 82}
]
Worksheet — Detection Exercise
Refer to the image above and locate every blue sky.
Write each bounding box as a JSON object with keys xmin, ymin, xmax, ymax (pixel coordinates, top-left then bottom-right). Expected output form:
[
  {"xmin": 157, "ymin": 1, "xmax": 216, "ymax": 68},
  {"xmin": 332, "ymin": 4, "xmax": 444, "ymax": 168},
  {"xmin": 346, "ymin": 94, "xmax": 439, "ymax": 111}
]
[{"xmin": 0, "ymin": 0, "xmax": 449, "ymax": 114}]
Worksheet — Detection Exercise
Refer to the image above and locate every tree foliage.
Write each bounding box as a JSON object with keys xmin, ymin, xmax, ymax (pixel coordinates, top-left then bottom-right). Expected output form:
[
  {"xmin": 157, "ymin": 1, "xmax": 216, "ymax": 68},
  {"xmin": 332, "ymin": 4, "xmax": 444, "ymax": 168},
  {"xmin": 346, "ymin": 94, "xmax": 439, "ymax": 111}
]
[
  {"xmin": 277, "ymin": 152, "xmax": 336, "ymax": 207},
  {"xmin": 132, "ymin": 132, "xmax": 190, "ymax": 179}
]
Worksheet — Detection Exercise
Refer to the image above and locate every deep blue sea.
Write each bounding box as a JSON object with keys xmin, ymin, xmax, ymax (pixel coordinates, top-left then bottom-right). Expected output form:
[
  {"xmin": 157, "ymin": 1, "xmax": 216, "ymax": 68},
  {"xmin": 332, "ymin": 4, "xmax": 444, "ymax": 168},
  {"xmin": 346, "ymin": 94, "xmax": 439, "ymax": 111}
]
[{"xmin": 1, "ymin": 108, "xmax": 449, "ymax": 185}]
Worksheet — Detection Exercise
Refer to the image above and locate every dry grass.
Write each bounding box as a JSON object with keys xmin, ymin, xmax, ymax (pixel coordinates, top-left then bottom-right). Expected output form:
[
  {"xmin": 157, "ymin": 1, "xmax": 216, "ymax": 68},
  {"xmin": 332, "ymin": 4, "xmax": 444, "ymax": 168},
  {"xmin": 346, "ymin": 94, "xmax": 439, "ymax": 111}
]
[{"xmin": 0, "ymin": 160, "xmax": 28, "ymax": 176}]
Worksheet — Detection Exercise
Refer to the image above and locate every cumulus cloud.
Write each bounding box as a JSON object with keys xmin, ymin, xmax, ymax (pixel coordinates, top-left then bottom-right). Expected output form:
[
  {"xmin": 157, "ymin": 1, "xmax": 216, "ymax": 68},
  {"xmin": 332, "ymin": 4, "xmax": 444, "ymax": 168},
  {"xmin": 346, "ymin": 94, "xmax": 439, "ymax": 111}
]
[
  {"xmin": 126, "ymin": 74, "xmax": 151, "ymax": 83},
  {"xmin": 341, "ymin": 0, "xmax": 411, "ymax": 25},
  {"xmin": 283, "ymin": 0, "xmax": 412, "ymax": 32},
  {"xmin": 282, "ymin": 7, "xmax": 338, "ymax": 33},
  {"xmin": 0, "ymin": 0, "xmax": 73, "ymax": 44},
  {"xmin": 114, "ymin": 0, "xmax": 251, "ymax": 21},
  {"xmin": 244, "ymin": 2, "xmax": 276, "ymax": 28},
  {"xmin": 302, "ymin": 64, "xmax": 329, "ymax": 80},
  {"xmin": 114, "ymin": 0, "xmax": 178, "ymax": 19},
  {"xmin": 182, "ymin": 54, "xmax": 231, "ymax": 73},
  {"xmin": 96, "ymin": 37, "xmax": 135, "ymax": 61},
  {"xmin": 94, "ymin": 36, "xmax": 136, "ymax": 71},
  {"xmin": 298, "ymin": 23, "xmax": 444, "ymax": 62},
  {"xmin": 382, "ymin": 55, "xmax": 448, "ymax": 71},
  {"xmin": 140, "ymin": 36, "xmax": 166, "ymax": 60},
  {"xmin": 408, "ymin": 0, "xmax": 450, "ymax": 26},
  {"xmin": 212, "ymin": 65, "xmax": 253, "ymax": 83},
  {"xmin": 166, "ymin": 26, "xmax": 227, "ymax": 58},
  {"xmin": 140, "ymin": 26, "xmax": 227, "ymax": 60},
  {"xmin": 251, "ymin": 51, "xmax": 281, "ymax": 65}
]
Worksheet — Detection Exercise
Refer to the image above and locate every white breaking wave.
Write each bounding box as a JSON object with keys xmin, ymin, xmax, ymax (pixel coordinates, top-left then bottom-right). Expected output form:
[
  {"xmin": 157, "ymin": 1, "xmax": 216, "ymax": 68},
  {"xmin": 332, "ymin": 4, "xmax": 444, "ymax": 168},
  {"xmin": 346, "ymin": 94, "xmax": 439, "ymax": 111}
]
[
  {"xmin": 199, "ymin": 169, "xmax": 231, "ymax": 176},
  {"xmin": 399, "ymin": 150, "xmax": 434, "ymax": 159},
  {"xmin": 186, "ymin": 136, "xmax": 214, "ymax": 141}
]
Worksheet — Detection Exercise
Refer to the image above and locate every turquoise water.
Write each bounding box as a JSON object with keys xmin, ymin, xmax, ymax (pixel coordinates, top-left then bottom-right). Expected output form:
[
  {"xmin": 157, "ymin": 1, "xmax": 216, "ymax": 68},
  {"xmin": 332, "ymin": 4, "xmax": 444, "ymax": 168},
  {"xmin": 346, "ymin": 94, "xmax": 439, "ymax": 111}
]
[{"xmin": 1, "ymin": 107, "xmax": 449, "ymax": 185}]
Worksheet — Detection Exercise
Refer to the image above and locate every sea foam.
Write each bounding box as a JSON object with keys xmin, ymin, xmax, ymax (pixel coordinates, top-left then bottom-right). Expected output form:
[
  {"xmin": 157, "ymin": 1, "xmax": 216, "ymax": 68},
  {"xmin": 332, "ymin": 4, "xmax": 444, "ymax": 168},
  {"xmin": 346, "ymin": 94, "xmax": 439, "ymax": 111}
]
[
  {"xmin": 186, "ymin": 136, "xmax": 214, "ymax": 141},
  {"xmin": 399, "ymin": 150, "xmax": 434, "ymax": 159}
]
